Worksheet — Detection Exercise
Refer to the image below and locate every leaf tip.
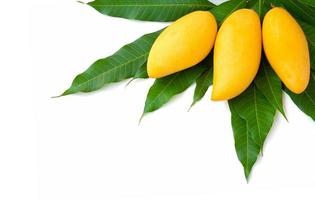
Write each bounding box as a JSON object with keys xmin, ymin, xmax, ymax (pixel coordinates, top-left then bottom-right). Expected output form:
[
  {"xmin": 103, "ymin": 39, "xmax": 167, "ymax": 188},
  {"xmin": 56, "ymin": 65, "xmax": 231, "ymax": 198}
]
[
  {"xmin": 77, "ymin": 1, "xmax": 85, "ymax": 5},
  {"xmin": 138, "ymin": 113, "xmax": 145, "ymax": 126}
]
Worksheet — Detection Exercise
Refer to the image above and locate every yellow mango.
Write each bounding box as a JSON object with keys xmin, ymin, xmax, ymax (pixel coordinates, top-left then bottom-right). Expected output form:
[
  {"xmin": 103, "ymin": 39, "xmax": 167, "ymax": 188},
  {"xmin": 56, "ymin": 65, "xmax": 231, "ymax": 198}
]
[
  {"xmin": 212, "ymin": 9, "xmax": 262, "ymax": 101},
  {"xmin": 147, "ymin": 11, "xmax": 217, "ymax": 78},
  {"xmin": 263, "ymin": 7, "xmax": 310, "ymax": 94}
]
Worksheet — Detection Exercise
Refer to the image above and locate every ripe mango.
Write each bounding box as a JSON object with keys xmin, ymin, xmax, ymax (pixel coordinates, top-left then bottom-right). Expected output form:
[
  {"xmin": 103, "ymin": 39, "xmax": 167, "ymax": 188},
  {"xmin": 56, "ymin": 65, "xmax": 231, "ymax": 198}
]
[
  {"xmin": 263, "ymin": 7, "xmax": 310, "ymax": 94},
  {"xmin": 147, "ymin": 11, "xmax": 217, "ymax": 78},
  {"xmin": 212, "ymin": 9, "xmax": 262, "ymax": 101}
]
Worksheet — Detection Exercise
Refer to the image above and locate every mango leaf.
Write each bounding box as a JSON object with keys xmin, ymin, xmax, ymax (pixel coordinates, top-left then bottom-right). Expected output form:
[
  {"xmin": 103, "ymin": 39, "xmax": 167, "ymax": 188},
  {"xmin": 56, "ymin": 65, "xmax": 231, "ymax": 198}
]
[
  {"xmin": 286, "ymin": 72, "xmax": 315, "ymax": 121},
  {"xmin": 87, "ymin": 0, "xmax": 215, "ymax": 22},
  {"xmin": 280, "ymin": 0, "xmax": 315, "ymax": 27},
  {"xmin": 142, "ymin": 63, "xmax": 207, "ymax": 117},
  {"xmin": 134, "ymin": 62, "xmax": 148, "ymax": 79},
  {"xmin": 190, "ymin": 63, "xmax": 213, "ymax": 108},
  {"xmin": 299, "ymin": 21, "xmax": 315, "ymax": 71},
  {"xmin": 300, "ymin": 0, "xmax": 315, "ymax": 7},
  {"xmin": 252, "ymin": 0, "xmax": 271, "ymax": 19},
  {"xmin": 211, "ymin": 0, "xmax": 247, "ymax": 24},
  {"xmin": 229, "ymin": 85, "xmax": 276, "ymax": 151},
  {"xmin": 255, "ymin": 58, "xmax": 286, "ymax": 119},
  {"xmin": 58, "ymin": 30, "xmax": 161, "ymax": 97},
  {"xmin": 229, "ymin": 103, "xmax": 260, "ymax": 181}
]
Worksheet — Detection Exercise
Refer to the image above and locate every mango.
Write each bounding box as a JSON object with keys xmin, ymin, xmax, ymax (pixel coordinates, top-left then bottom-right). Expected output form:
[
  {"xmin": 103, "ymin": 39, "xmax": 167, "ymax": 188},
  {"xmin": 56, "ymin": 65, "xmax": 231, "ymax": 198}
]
[
  {"xmin": 212, "ymin": 9, "xmax": 262, "ymax": 101},
  {"xmin": 147, "ymin": 11, "xmax": 217, "ymax": 78},
  {"xmin": 263, "ymin": 7, "xmax": 310, "ymax": 94}
]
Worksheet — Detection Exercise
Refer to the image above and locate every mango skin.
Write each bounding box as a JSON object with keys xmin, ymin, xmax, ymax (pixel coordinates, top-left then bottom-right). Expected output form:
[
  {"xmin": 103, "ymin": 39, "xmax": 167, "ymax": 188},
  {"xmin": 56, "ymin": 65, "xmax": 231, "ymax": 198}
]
[
  {"xmin": 263, "ymin": 7, "xmax": 310, "ymax": 94},
  {"xmin": 147, "ymin": 11, "xmax": 217, "ymax": 78},
  {"xmin": 212, "ymin": 9, "xmax": 262, "ymax": 101}
]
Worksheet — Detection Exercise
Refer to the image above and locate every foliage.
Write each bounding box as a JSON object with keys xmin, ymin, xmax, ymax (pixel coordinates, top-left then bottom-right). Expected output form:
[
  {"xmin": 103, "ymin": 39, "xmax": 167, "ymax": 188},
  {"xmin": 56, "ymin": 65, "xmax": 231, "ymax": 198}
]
[{"xmin": 59, "ymin": 0, "xmax": 315, "ymax": 181}]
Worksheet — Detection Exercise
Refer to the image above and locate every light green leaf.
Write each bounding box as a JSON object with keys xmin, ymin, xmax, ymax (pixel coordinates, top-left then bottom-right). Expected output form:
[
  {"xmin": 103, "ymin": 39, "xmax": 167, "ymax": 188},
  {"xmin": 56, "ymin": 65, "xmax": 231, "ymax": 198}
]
[
  {"xmin": 211, "ymin": 0, "xmax": 247, "ymax": 24},
  {"xmin": 229, "ymin": 103, "xmax": 260, "ymax": 181},
  {"xmin": 87, "ymin": 0, "xmax": 215, "ymax": 22},
  {"xmin": 142, "ymin": 64, "xmax": 207, "ymax": 116},
  {"xmin": 280, "ymin": 0, "xmax": 315, "ymax": 27},
  {"xmin": 229, "ymin": 85, "xmax": 276, "ymax": 151},
  {"xmin": 190, "ymin": 55, "xmax": 213, "ymax": 108},
  {"xmin": 286, "ymin": 72, "xmax": 315, "ymax": 121},
  {"xmin": 299, "ymin": 21, "xmax": 315, "ymax": 71},
  {"xmin": 255, "ymin": 58, "xmax": 286, "ymax": 119},
  {"xmin": 58, "ymin": 30, "xmax": 161, "ymax": 97}
]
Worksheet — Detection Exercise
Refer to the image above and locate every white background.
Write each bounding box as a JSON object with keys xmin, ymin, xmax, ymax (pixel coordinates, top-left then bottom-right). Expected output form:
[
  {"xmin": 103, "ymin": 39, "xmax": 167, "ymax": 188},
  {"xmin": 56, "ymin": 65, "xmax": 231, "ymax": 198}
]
[{"xmin": 1, "ymin": 0, "xmax": 315, "ymax": 199}]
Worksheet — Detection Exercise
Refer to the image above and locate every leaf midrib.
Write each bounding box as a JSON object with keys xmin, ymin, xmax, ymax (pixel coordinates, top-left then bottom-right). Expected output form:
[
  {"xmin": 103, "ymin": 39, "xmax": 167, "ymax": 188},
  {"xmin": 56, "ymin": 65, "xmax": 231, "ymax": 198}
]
[
  {"xmin": 73, "ymin": 53, "xmax": 148, "ymax": 91},
  {"xmin": 145, "ymin": 74, "xmax": 179, "ymax": 112},
  {"xmin": 90, "ymin": 4, "xmax": 213, "ymax": 8},
  {"xmin": 262, "ymin": 66, "xmax": 282, "ymax": 112},
  {"xmin": 253, "ymin": 87, "xmax": 263, "ymax": 146}
]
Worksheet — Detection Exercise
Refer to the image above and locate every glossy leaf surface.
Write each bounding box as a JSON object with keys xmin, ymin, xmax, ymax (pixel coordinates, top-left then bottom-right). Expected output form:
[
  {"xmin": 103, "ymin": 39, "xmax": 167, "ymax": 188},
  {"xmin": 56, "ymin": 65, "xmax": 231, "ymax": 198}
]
[
  {"xmin": 59, "ymin": 30, "xmax": 161, "ymax": 96},
  {"xmin": 88, "ymin": 0, "xmax": 215, "ymax": 22},
  {"xmin": 229, "ymin": 85, "xmax": 276, "ymax": 150},
  {"xmin": 229, "ymin": 103, "xmax": 260, "ymax": 180}
]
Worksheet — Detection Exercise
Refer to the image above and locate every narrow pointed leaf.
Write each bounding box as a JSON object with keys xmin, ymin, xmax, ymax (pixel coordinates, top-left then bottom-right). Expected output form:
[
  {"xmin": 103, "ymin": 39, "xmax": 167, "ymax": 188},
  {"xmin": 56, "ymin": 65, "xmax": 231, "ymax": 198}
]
[
  {"xmin": 191, "ymin": 56, "xmax": 213, "ymax": 107},
  {"xmin": 229, "ymin": 103, "xmax": 260, "ymax": 180},
  {"xmin": 87, "ymin": 0, "xmax": 215, "ymax": 22},
  {"xmin": 59, "ymin": 30, "xmax": 161, "ymax": 96},
  {"xmin": 255, "ymin": 58, "xmax": 286, "ymax": 118},
  {"xmin": 299, "ymin": 21, "xmax": 315, "ymax": 71},
  {"xmin": 229, "ymin": 85, "xmax": 276, "ymax": 150},
  {"xmin": 142, "ymin": 64, "xmax": 207, "ymax": 115},
  {"xmin": 286, "ymin": 72, "xmax": 315, "ymax": 121},
  {"xmin": 280, "ymin": 0, "xmax": 315, "ymax": 27},
  {"xmin": 211, "ymin": 0, "xmax": 247, "ymax": 24}
]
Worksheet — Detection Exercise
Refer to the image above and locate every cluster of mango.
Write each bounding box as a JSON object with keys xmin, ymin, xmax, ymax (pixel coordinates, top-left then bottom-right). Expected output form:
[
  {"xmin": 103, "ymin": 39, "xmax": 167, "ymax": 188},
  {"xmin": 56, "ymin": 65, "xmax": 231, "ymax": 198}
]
[{"xmin": 147, "ymin": 8, "xmax": 310, "ymax": 101}]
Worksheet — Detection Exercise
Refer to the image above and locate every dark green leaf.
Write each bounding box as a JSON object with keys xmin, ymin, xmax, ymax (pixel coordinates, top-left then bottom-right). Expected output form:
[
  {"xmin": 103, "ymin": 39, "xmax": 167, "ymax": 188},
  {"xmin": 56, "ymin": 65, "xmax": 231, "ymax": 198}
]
[
  {"xmin": 87, "ymin": 0, "xmax": 215, "ymax": 22},
  {"xmin": 286, "ymin": 72, "xmax": 315, "ymax": 121},
  {"xmin": 229, "ymin": 103, "xmax": 260, "ymax": 181},
  {"xmin": 255, "ymin": 58, "xmax": 286, "ymax": 118},
  {"xmin": 229, "ymin": 85, "xmax": 276, "ymax": 151},
  {"xmin": 300, "ymin": 0, "xmax": 315, "ymax": 7},
  {"xmin": 58, "ymin": 30, "xmax": 161, "ymax": 97},
  {"xmin": 280, "ymin": 0, "xmax": 315, "ymax": 27},
  {"xmin": 252, "ymin": 0, "xmax": 271, "ymax": 19},
  {"xmin": 142, "ymin": 64, "xmax": 207, "ymax": 116},
  {"xmin": 211, "ymin": 0, "xmax": 247, "ymax": 24},
  {"xmin": 134, "ymin": 62, "xmax": 148, "ymax": 79},
  {"xmin": 299, "ymin": 20, "xmax": 315, "ymax": 71},
  {"xmin": 190, "ymin": 56, "xmax": 213, "ymax": 108}
]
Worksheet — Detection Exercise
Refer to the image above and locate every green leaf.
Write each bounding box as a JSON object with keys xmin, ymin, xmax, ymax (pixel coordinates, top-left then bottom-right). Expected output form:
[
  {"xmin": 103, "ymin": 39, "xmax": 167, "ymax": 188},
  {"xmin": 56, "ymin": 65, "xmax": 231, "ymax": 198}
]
[
  {"xmin": 87, "ymin": 0, "xmax": 215, "ymax": 22},
  {"xmin": 58, "ymin": 30, "xmax": 161, "ymax": 97},
  {"xmin": 299, "ymin": 20, "xmax": 315, "ymax": 71},
  {"xmin": 252, "ymin": 0, "xmax": 271, "ymax": 19},
  {"xmin": 211, "ymin": 0, "xmax": 247, "ymax": 24},
  {"xmin": 229, "ymin": 103, "xmax": 260, "ymax": 181},
  {"xmin": 255, "ymin": 58, "xmax": 286, "ymax": 119},
  {"xmin": 142, "ymin": 64, "xmax": 207, "ymax": 117},
  {"xmin": 190, "ymin": 56, "xmax": 213, "ymax": 108},
  {"xmin": 286, "ymin": 72, "xmax": 315, "ymax": 121},
  {"xmin": 280, "ymin": 0, "xmax": 315, "ymax": 27},
  {"xmin": 229, "ymin": 85, "xmax": 276, "ymax": 151},
  {"xmin": 300, "ymin": 0, "xmax": 315, "ymax": 7},
  {"xmin": 134, "ymin": 62, "xmax": 148, "ymax": 79}
]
